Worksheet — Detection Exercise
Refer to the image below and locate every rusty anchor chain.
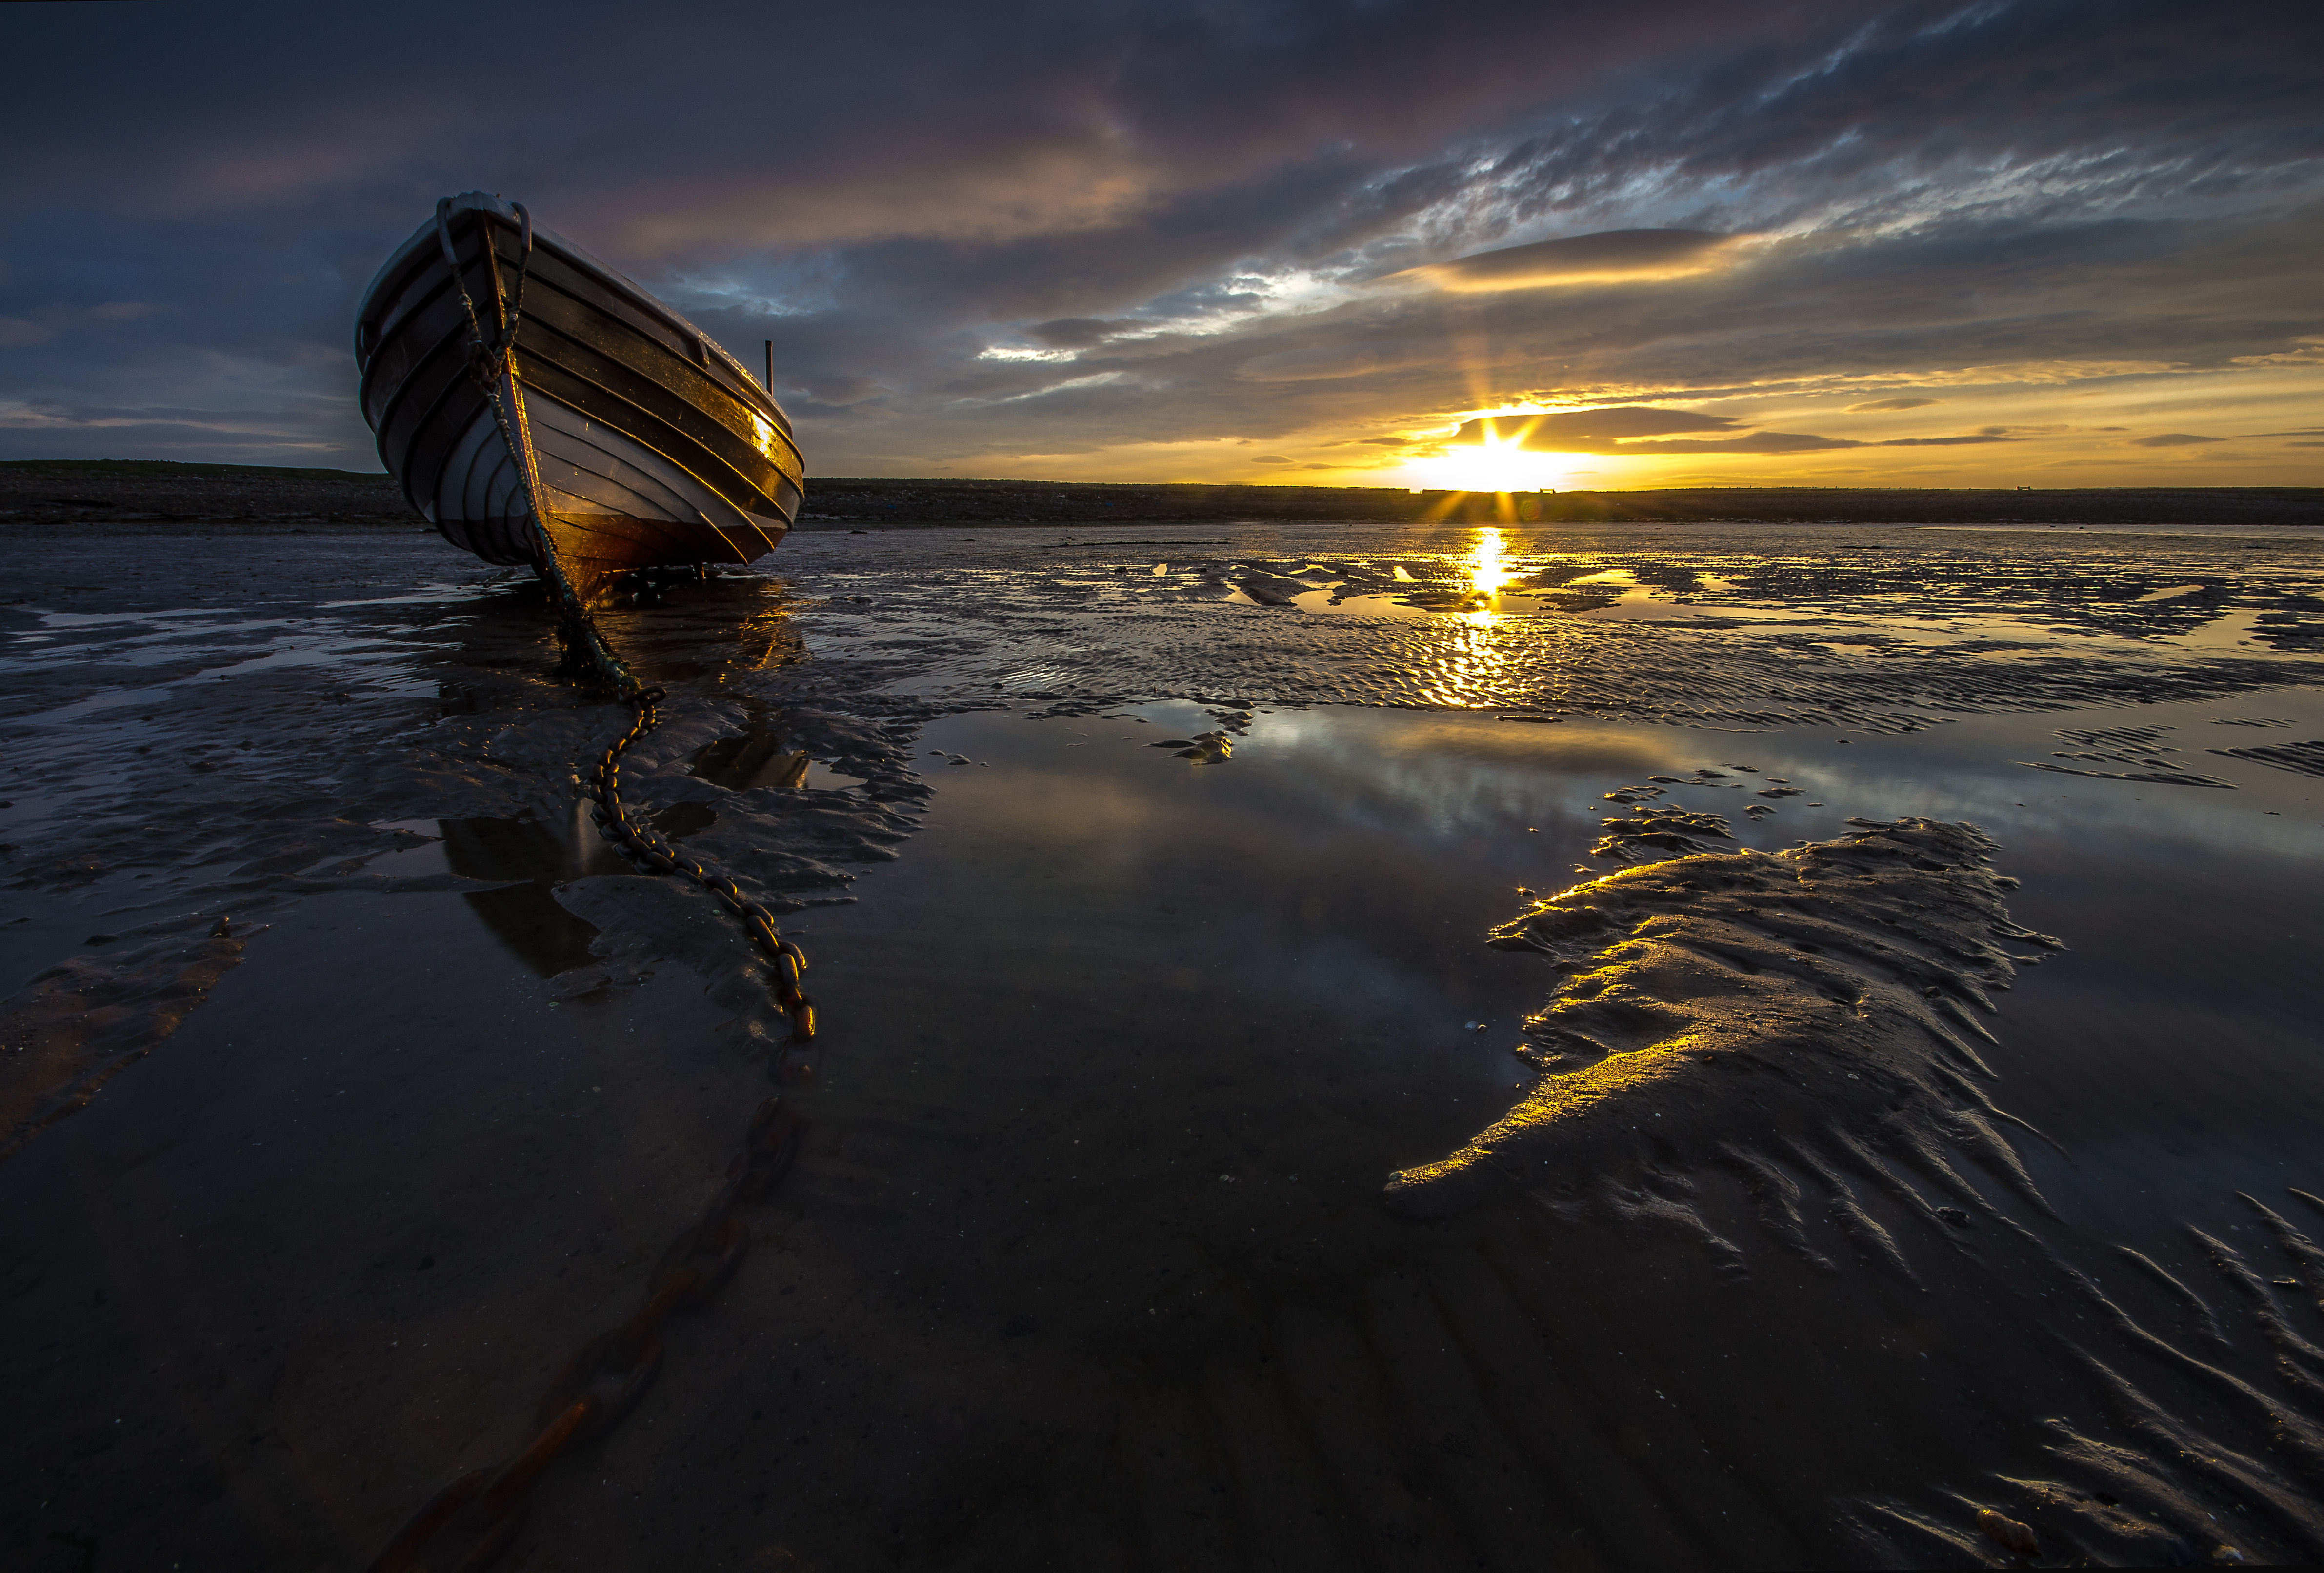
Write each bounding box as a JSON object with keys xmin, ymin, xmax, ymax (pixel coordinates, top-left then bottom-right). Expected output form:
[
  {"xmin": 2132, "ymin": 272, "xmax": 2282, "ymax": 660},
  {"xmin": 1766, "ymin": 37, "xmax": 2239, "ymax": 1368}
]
[
  {"xmin": 583, "ymin": 690, "xmax": 819, "ymax": 1041},
  {"xmin": 372, "ymin": 202, "xmax": 821, "ymax": 1571},
  {"xmin": 369, "ymin": 1098, "xmax": 803, "ymax": 1572}
]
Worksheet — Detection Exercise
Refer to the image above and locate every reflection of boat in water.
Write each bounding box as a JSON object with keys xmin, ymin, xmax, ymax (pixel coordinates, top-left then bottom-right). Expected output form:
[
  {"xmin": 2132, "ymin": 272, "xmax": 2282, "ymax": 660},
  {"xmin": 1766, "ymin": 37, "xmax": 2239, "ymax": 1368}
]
[
  {"xmin": 435, "ymin": 812, "xmax": 625, "ymax": 977},
  {"xmin": 354, "ymin": 191, "xmax": 804, "ymax": 577}
]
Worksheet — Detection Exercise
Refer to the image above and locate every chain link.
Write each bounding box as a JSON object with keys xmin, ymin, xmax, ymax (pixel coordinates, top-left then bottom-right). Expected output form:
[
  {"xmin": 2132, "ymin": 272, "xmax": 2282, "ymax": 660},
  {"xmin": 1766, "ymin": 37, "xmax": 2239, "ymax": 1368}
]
[
  {"xmin": 583, "ymin": 690, "xmax": 820, "ymax": 1039},
  {"xmin": 369, "ymin": 833, "xmax": 814, "ymax": 1572},
  {"xmin": 373, "ymin": 202, "xmax": 820, "ymax": 1573}
]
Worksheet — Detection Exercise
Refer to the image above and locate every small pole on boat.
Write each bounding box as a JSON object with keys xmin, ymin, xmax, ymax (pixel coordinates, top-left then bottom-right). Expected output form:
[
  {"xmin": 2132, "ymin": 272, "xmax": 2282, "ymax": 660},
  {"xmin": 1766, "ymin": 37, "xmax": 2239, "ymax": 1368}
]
[{"xmin": 763, "ymin": 340, "xmax": 773, "ymax": 395}]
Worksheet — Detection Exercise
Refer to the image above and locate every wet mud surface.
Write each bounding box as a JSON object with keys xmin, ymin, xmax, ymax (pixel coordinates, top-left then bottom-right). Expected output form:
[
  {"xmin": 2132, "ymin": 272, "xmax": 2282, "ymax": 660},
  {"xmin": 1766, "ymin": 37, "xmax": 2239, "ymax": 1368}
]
[
  {"xmin": 2, "ymin": 517, "xmax": 2322, "ymax": 1569},
  {"xmin": 1387, "ymin": 815, "xmax": 2066, "ymax": 1217}
]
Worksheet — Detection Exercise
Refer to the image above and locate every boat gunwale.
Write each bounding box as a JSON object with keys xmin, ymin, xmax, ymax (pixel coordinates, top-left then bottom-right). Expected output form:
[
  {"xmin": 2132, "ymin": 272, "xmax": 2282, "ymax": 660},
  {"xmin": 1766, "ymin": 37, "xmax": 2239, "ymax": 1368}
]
[
  {"xmin": 358, "ymin": 195, "xmax": 795, "ymax": 430},
  {"xmin": 509, "ymin": 248, "xmax": 803, "ymax": 478},
  {"xmin": 357, "ymin": 195, "xmax": 794, "ymax": 438},
  {"xmin": 363, "ymin": 223, "xmax": 800, "ymax": 469}
]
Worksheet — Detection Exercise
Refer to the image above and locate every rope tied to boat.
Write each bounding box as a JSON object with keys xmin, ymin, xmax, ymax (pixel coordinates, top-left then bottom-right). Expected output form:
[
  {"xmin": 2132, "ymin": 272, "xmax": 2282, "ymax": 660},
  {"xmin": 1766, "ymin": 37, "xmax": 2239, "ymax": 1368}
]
[
  {"xmin": 433, "ymin": 198, "xmax": 635, "ymax": 698},
  {"xmin": 374, "ymin": 203, "xmax": 822, "ymax": 1573}
]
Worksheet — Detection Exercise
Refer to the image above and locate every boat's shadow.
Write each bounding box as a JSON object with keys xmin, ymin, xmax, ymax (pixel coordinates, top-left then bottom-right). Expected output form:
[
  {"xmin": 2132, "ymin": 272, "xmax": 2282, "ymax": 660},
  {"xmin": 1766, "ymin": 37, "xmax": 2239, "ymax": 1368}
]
[{"xmin": 425, "ymin": 569, "xmax": 808, "ymax": 718}]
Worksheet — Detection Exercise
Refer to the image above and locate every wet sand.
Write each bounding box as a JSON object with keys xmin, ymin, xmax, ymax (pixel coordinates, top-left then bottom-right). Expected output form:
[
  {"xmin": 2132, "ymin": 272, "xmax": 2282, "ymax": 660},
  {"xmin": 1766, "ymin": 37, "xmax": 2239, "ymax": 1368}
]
[{"xmin": 3, "ymin": 516, "xmax": 2323, "ymax": 1568}]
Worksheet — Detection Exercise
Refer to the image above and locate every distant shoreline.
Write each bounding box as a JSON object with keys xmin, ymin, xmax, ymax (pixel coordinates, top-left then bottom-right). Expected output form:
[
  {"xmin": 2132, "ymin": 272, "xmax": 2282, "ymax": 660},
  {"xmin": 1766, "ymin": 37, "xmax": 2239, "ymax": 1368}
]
[
  {"xmin": 3, "ymin": 458, "xmax": 2317, "ymax": 529},
  {"xmin": 789, "ymin": 478, "xmax": 2322, "ymax": 529}
]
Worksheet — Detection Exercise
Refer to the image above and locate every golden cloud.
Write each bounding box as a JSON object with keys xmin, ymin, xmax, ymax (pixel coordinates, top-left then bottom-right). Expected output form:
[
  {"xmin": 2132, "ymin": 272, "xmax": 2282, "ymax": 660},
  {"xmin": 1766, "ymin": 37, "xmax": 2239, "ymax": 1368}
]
[{"xmin": 1384, "ymin": 229, "xmax": 1754, "ymax": 293}]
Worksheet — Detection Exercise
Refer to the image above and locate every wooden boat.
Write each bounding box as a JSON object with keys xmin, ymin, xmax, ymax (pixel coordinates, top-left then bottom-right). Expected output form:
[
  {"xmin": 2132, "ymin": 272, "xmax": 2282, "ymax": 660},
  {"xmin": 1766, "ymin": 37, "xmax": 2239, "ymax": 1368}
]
[{"xmin": 354, "ymin": 191, "xmax": 803, "ymax": 577}]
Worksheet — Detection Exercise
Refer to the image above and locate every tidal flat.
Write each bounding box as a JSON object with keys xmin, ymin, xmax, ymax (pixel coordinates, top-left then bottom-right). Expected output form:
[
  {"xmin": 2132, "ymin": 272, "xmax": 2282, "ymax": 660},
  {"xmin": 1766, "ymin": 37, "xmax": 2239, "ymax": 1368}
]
[{"xmin": 3, "ymin": 515, "xmax": 2323, "ymax": 1569}]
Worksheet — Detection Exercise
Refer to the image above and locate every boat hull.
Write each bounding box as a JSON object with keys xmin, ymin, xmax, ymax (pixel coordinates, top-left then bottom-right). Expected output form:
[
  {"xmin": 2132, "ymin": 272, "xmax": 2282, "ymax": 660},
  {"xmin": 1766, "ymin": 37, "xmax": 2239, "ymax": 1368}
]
[{"xmin": 354, "ymin": 193, "xmax": 803, "ymax": 574}]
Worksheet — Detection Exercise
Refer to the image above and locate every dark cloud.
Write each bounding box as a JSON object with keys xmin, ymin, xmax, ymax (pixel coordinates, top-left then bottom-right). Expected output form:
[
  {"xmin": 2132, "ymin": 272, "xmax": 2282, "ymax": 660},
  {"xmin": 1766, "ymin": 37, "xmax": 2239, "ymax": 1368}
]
[
  {"xmin": 1434, "ymin": 409, "xmax": 2017, "ymax": 457},
  {"xmin": 1, "ymin": 0, "xmax": 2317, "ymax": 474},
  {"xmin": 1617, "ymin": 431, "xmax": 1861, "ymax": 455},
  {"xmin": 1457, "ymin": 409, "xmax": 1740, "ymax": 443},
  {"xmin": 2129, "ymin": 433, "xmax": 2227, "ymax": 446},
  {"xmin": 1239, "ymin": 344, "xmax": 1408, "ymax": 382},
  {"xmin": 1023, "ymin": 319, "xmax": 1125, "ymax": 349}
]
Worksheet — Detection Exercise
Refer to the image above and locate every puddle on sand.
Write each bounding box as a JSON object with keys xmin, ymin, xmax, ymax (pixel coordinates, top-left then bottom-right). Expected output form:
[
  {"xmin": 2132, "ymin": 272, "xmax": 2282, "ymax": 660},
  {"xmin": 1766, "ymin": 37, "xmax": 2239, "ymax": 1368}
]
[
  {"xmin": 808, "ymin": 687, "xmax": 2324, "ymax": 1210},
  {"xmin": 650, "ymin": 801, "xmax": 720, "ymax": 840},
  {"xmin": 368, "ymin": 809, "xmax": 623, "ymax": 976},
  {"xmin": 690, "ymin": 718, "xmax": 872, "ymax": 793},
  {"xmin": 801, "ymin": 760, "xmax": 869, "ymax": 790},
  {"xmin": 690, "ymin": 729, "xmax": 810, "ymax": 791},
  {"xmin": 0, "ymin": 602, "xmax": 456, "ymax": 725}
]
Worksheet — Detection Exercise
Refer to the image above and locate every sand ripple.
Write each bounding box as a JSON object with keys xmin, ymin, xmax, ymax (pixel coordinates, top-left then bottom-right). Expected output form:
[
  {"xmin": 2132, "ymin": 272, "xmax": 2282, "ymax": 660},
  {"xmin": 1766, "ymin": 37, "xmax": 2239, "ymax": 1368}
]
[{"xmin": 1388, "ymin": 816, "xmax": 2063, "ymax": 1213}]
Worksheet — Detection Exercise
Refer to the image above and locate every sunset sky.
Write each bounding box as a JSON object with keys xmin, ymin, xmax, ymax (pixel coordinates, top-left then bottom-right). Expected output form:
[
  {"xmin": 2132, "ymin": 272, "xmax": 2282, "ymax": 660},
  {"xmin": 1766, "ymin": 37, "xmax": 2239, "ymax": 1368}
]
[{"xmin": 3, "ymin": 0, "xmax": 2318, "ymax": 492}]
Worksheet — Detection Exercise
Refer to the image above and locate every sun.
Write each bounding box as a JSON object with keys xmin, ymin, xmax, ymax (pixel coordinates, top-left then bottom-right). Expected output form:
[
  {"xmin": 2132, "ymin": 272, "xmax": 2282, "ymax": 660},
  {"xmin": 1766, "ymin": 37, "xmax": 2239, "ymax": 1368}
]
[{"xmin": 1408, "ymin": 424, "xmax": 1569, "ymax": 493}]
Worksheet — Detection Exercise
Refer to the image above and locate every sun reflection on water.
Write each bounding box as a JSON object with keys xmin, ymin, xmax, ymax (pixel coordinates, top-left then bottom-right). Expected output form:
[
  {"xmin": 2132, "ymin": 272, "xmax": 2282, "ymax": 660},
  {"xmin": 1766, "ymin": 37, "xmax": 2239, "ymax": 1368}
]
[
  {"xmin": 1467, "ymin": 527, "xmax": 1512, "ymax": 611},
  {"xmin": 1409, "ymin": 527, "xmax": 1536, "ymax": 707}
]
